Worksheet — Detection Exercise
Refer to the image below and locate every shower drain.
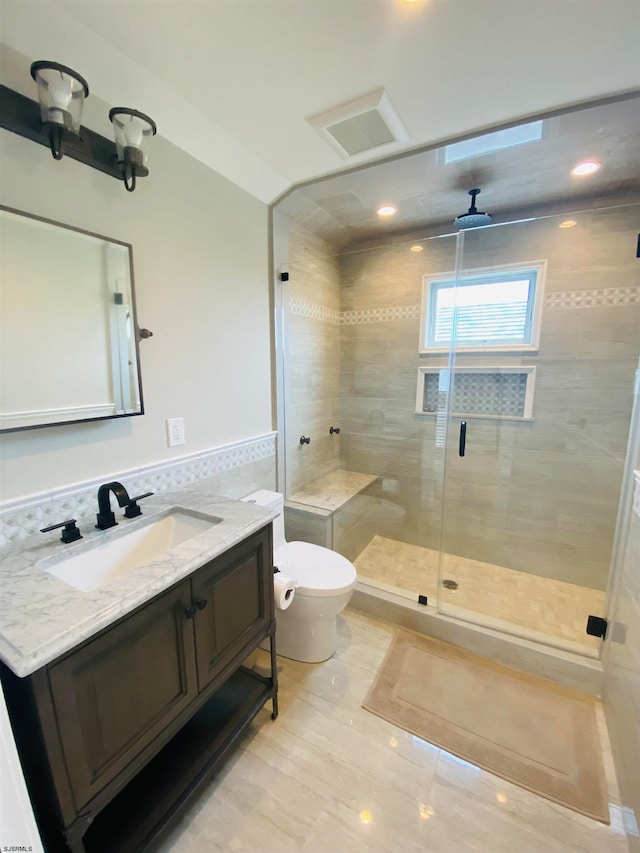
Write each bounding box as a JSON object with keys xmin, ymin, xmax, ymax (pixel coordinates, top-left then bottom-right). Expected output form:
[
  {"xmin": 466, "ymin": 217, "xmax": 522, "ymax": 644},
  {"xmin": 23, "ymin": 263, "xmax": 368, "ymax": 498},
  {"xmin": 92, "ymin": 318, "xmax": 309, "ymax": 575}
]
[{"xmin": 442, "ymin": 579, "xmax": 459, "ymax": 590}]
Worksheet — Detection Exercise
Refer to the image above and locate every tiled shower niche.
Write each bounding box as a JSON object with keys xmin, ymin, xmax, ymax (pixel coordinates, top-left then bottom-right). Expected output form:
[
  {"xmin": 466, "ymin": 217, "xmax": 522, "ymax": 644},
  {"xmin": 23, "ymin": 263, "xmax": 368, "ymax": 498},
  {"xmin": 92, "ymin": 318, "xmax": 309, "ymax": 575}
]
[{"xmin": 417, "ymin": 366, "xmax": 536, "ymax": 420}]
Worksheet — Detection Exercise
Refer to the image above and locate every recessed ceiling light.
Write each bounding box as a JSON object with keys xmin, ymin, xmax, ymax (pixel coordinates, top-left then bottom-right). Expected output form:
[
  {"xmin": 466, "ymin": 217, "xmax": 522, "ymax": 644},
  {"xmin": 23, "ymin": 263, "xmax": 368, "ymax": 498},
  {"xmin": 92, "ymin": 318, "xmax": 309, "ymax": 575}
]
[
  {"xmin": 559, "ymin": 220, "xmax": 577, "ymax": 228},
  {"xmin": 377, "ymin": 205, "xmax": 397, "ymax": 217},
  {"xmin": 570, "ymin": 160, "xmax": 601, "ymax": 177},
  {"xmin": 410, "ymin": 244, "xmax": 424, "ymax": 252}
]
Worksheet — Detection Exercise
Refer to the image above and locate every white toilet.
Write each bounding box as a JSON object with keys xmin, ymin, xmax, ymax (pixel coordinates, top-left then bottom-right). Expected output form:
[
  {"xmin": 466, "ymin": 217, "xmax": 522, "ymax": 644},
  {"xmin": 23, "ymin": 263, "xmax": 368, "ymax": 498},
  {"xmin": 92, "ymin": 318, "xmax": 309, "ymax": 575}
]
[{"xmin": 243, "ymin": 490, "xmax": 357, "ymax": 663}]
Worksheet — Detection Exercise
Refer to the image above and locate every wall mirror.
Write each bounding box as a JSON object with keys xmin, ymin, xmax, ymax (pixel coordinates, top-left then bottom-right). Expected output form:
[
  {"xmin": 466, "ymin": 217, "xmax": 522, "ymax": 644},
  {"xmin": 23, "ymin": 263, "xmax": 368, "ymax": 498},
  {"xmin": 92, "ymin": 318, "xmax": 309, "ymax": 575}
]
[{"xmin": 0, "ymin": 206, "xmax": 144, "ymax": 432}]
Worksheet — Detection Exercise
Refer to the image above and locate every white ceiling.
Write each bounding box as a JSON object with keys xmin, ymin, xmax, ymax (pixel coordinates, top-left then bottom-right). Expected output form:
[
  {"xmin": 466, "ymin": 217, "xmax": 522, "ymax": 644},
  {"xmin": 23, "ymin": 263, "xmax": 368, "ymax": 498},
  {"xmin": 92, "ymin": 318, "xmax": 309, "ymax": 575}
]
[{"xmin": 2, "ymin": 0, "xmax": 639, "ymax": 204}]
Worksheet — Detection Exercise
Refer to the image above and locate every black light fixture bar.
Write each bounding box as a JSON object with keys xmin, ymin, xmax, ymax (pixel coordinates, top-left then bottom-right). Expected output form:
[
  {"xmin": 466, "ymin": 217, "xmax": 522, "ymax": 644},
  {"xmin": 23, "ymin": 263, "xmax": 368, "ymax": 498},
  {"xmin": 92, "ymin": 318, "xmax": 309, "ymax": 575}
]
[{"xmin": 0, "ymin": 84, "xmax": 122, "ymax": 180}]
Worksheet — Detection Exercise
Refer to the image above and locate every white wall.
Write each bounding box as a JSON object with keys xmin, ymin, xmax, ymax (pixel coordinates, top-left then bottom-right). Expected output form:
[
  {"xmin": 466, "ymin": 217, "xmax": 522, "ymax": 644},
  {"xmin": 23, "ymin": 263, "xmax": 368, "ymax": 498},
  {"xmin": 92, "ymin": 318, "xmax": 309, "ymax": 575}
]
[{"xmin": 0, "ymin": 50, "xmax": 272, "ymax": 502}]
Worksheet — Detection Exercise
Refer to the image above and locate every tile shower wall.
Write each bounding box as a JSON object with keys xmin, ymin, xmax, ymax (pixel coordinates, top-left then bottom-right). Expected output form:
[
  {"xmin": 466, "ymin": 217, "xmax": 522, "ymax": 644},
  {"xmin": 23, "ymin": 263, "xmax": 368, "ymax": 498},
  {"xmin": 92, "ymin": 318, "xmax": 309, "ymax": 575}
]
[
  {"xmin": 339, "ymin": 206, "xmax": 640, "ymax": 590},
  {"xmin": 339, "ymin": 236, "xmax": 457, "ymax": 553},
  {"xmin": 285, "ymin": 225, "xmax": 342, "ymax": 494}
]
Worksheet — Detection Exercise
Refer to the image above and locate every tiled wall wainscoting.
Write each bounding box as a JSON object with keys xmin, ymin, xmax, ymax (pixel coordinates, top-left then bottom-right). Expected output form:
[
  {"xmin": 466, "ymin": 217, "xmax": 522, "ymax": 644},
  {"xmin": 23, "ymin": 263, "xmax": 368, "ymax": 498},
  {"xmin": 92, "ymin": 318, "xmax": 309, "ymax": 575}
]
[{"xmin": 0, "ymin": 433, "xmax": 277, "ymax": 546}]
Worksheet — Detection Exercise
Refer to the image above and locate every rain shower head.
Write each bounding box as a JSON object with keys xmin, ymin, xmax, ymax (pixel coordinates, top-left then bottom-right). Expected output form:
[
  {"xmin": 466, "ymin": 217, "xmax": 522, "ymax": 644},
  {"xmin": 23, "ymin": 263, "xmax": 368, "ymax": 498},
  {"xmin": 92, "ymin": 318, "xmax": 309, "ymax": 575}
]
[{"xmin": 453, "ymin": 188, "xmax": 492, "ymax": 229}]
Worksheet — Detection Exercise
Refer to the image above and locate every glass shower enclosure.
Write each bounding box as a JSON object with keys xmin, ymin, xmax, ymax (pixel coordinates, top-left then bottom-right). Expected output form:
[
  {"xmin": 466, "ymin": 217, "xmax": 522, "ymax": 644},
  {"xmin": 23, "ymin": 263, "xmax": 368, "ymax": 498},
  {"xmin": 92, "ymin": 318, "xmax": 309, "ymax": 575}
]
[{"xmin": 277, "ymin": 202, "xmax": 640, "ymax": 657}]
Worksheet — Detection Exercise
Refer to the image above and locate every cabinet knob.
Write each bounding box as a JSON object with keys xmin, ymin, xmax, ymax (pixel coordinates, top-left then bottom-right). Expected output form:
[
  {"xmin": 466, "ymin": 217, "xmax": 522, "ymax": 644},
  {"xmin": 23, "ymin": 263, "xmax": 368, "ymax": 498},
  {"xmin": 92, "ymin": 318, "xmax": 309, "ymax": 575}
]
[
  {"xmin": 184, "ymin": 606, "xmax": 197, "ymax": 619},
  {"xmin": 195, "ymin": 598, "xmax": 208, "ymax": 610}
]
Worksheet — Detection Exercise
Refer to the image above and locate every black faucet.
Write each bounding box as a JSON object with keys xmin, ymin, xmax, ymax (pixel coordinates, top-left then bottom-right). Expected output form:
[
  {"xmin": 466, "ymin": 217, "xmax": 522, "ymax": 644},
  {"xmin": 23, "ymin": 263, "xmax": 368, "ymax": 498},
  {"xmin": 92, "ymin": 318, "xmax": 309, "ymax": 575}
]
[{"xmin": 96, "ymin": 482, "xmax": 131, "ymax": 530}]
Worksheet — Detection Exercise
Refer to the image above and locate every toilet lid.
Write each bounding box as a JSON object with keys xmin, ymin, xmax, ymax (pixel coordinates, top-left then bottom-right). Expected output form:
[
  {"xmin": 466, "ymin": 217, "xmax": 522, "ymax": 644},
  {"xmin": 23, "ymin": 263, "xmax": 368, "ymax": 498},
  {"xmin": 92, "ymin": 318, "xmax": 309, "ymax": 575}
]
[{"xmin": 274, "ymin": 541, "xmax": 357, "ymax": 598}]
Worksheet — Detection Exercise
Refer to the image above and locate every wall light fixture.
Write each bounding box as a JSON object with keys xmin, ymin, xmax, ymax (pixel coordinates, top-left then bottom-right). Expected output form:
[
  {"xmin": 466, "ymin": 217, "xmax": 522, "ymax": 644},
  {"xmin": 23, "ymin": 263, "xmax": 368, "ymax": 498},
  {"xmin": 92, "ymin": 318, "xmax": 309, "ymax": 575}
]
[
  {"xmin": 30, "ymin": 61, "xmax": 89, "ymax": 160},
  {"xmin": 0, "ymin": 59, "xmax": 157, "ymax": 193},
  {"xmin": 109, "ymin": 108, "xmax": 157, "ymax": 192}
]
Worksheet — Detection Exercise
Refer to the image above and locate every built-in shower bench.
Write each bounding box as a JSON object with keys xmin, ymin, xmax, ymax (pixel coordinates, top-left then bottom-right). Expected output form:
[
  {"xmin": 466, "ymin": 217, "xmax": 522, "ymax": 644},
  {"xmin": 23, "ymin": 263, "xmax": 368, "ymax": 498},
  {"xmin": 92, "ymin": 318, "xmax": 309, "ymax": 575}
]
[{"xmin": 285, "ymin": 469, "xmax": 386, "ymax": 560}]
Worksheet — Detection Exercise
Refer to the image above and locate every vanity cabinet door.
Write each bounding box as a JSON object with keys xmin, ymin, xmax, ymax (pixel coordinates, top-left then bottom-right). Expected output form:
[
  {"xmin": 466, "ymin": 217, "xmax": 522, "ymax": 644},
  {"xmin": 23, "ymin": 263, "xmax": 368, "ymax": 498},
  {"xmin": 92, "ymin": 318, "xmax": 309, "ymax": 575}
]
[
  {"xmin": 48, "ymin": 580, "xmax": 197, "ymax": 810},
  {"xmin": 192, "ymin": 525, "xmax": 273, "ymax": 693}
]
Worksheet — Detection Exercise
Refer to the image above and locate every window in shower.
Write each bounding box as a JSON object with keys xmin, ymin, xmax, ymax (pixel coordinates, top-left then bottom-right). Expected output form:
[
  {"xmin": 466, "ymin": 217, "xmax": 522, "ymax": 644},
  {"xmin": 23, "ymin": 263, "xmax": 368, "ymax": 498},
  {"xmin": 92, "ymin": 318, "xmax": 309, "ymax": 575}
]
[{"xmin": 419, "ymin": 260, "xmax": 546, "ymax": 354}]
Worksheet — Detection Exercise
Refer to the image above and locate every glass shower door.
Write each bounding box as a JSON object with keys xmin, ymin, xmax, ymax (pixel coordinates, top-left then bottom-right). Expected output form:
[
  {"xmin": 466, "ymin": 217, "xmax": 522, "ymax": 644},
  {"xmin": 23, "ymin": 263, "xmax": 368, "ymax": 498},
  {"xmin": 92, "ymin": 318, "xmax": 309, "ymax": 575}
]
[
  {"xmin": 436, "ymin": 205, "xmax": 640, "ymax": 654},
  {"xmin": 277, "ymin": 232, "xmax": 460, "ymax": 611}
]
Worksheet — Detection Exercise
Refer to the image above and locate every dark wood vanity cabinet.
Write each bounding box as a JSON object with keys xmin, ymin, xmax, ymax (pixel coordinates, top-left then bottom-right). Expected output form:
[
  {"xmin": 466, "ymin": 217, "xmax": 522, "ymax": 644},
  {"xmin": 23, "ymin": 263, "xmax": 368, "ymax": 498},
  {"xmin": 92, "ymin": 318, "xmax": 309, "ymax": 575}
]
[
  {"xmin": 1, "ymin": 524, "xmax": 277, "ymax": 853},
  {"xmin": 192, "ymin": 526, "xmax": 271, "ymax": 692},
  {"xmin": 49, "ymin": 580, "xmax": 198, "ymax": 811}
]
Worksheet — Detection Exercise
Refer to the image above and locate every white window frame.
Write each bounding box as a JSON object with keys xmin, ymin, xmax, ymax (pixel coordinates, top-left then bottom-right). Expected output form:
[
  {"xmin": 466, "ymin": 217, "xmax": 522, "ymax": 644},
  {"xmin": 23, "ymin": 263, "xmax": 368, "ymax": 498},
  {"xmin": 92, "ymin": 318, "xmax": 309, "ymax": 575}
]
[
  {"xmin": 415, "ymin": 365, "xmax": 537, "ymax": 422},
  {"xmin": 419, "ymin": 260, "xmax": 547, "ymax": 355}
]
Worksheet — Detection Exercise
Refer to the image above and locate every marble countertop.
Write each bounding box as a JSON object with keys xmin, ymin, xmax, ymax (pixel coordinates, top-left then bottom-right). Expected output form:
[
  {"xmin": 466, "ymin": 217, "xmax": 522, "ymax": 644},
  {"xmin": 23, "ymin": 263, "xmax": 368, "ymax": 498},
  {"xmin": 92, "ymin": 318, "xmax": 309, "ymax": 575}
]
[{"xmin": 0, "ymin": 481, "xmax": 275, "ymax": 677}]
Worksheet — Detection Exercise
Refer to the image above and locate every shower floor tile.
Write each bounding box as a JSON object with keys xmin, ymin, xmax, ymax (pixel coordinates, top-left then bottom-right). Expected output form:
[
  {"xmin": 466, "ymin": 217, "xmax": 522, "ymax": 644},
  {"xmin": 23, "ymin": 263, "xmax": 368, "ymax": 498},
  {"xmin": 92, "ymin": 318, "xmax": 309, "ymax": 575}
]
[{"xmin": 354, "ymin": 535, "xmax": 605, "ymax": 652}]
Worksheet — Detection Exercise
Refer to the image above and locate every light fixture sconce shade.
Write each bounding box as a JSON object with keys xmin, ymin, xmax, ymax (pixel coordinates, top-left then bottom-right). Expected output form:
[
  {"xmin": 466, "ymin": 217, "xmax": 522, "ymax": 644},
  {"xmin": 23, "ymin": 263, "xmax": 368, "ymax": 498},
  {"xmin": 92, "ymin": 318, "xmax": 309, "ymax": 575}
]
[
  {"xmin": 30, "ymin": 61, "xmax": 89, "ymax": 160},
  {"xmin": 109, "ymin": 108, "xmax": 157, "ymax": 192}
]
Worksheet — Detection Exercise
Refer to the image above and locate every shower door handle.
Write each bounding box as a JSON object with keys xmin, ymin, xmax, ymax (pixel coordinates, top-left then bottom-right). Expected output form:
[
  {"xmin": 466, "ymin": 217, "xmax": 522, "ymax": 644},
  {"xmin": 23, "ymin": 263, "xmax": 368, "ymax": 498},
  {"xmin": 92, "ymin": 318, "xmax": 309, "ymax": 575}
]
[{"xmin": 459, "ymin": 421, "xmax": 467, "ymax": 457}]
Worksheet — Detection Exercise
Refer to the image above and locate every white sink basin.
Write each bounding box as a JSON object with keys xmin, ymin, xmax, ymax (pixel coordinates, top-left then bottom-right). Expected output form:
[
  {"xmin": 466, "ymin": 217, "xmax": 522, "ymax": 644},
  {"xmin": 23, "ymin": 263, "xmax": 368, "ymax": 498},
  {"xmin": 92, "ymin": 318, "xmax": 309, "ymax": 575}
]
[{"xmin": 39, "ymin": 509, "xmax": 222, "ymax": 592}]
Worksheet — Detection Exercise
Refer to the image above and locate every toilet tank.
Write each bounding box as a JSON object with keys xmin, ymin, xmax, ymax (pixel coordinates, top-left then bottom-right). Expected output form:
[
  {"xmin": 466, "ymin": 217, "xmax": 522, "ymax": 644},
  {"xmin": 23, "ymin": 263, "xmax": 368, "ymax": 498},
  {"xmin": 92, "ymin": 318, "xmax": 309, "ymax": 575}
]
[{"xmin": 242, "ymin": 490, "xmax": 286, "ymax": 551}]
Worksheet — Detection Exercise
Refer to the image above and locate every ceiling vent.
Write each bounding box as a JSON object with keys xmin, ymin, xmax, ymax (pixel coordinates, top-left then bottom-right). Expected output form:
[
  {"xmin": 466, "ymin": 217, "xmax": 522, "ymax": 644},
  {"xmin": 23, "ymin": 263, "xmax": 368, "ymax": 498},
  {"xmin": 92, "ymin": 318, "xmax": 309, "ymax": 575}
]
[{"xmin": 308, "ymin": 88, "xmax": 409, "ymax": 159}]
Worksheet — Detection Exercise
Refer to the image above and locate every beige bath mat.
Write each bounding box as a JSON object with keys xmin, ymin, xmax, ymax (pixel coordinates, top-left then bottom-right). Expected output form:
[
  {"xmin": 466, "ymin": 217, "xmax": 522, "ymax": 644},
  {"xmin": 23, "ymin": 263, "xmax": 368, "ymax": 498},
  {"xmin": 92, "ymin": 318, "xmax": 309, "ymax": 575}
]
[{"xmin": 363, "ymin": 630, "xmax": 609, "ymax": 823}]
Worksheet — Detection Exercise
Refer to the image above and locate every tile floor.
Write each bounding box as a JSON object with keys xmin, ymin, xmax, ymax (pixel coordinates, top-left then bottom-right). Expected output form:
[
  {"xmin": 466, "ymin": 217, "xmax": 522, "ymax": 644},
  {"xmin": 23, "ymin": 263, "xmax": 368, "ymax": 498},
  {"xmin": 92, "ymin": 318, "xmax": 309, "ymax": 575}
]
[
  {"xmin": 355, "ymin": 536, "xmax": 606, "ymax": 653},
  {"xmin": 152, "ymin": 610, "xmax": 628, "ymax": 853}
]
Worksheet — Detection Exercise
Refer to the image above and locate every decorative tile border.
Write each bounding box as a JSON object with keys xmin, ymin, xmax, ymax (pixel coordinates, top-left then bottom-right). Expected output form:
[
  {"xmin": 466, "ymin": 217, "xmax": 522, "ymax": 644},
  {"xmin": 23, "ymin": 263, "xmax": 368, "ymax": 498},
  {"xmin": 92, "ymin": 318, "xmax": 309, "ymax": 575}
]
[
  {"xmin": 0, "ymin": 432, "xmax": 276, "ymax": 546},
  {"xmin": 291, "ymin": 286, "xmax": 639, "ymax": 326},
  {"xmin": 289, "ymin": 296, "xmax": 420, "ymax": 324},
  {"xmin": 544, "ymin": 287, "xmax": 640, "ymax": 310},
  {"xmin": 341, "ymin": 305, "xmax": 421, "ymax": 324},
  {"xmin": 634, "ymin": 471, "xmax": 640, "ymax": 519},
  {"xmin": 289, "ymin": 296, "xmax": 341, "ymax": 324}
]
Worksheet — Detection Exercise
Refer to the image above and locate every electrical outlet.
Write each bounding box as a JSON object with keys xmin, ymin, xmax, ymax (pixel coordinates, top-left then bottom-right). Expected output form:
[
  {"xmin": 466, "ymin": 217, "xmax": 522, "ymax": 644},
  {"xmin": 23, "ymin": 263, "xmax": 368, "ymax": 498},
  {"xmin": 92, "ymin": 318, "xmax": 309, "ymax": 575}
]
[{"xmin": 166, "ymin": 417, "xmax": 185, "ymax": 447}]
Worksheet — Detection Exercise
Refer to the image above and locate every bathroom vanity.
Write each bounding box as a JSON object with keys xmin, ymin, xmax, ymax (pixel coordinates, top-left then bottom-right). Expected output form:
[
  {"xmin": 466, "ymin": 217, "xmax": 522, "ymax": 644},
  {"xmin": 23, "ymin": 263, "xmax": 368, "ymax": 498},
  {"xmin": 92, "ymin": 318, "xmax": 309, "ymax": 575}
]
[{"xmin": 0, "ymin": 490, "xmax": 278, "ymax": 852}]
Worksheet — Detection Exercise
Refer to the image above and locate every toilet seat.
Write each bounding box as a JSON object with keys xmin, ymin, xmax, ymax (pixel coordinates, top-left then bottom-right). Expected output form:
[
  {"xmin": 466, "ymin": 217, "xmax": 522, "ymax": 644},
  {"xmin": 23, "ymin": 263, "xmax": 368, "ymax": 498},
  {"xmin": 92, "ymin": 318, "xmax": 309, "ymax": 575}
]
[{"xmin": 274, "ymin": 541, "xmax": 357, "ymax": 598}]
